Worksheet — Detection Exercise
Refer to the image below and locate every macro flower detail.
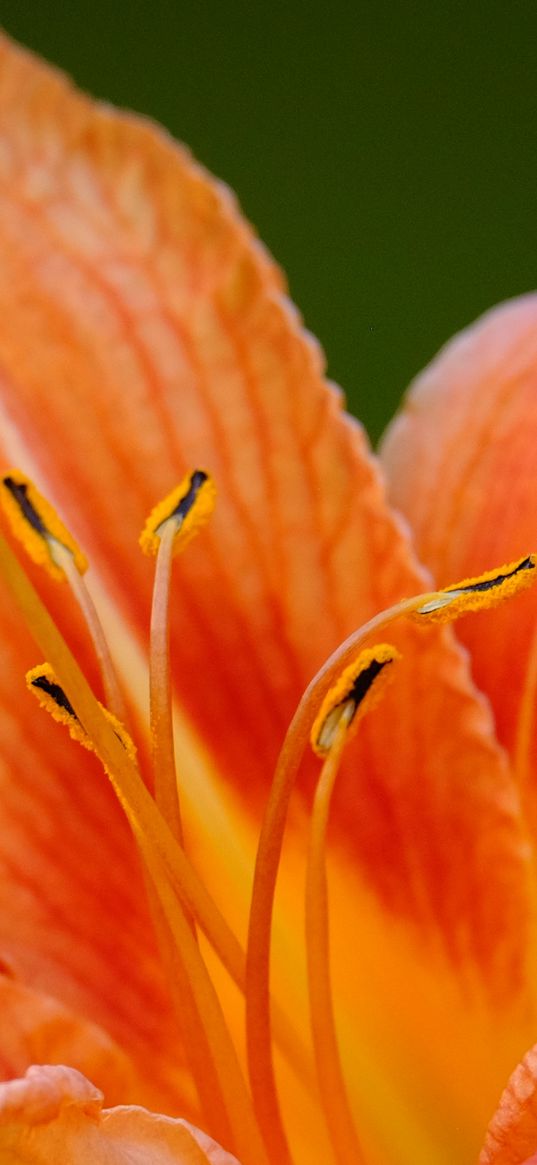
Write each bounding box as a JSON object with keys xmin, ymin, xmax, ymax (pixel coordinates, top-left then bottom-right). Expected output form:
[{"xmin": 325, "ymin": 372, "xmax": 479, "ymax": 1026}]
[{"xmin": 0, "ymin": 29, "xmax": 536, "ymax": 1165}]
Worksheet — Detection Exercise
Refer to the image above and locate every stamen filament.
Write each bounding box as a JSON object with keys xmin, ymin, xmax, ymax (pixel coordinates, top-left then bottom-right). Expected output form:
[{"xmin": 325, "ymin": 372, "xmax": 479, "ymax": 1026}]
[
  {"xmin": 144, "ymin": 879, "xmax": 234, "ymax": 1146},
  {"xmin": 149, "ymin": 516, "xmax": 184, "ymax": 843},
  {"xmin": 306, "ymin": 703, "xmax": 365, "ymax": 1165},
  {"xmin": 142, "ymin": 470, "xmax": 217, "ymax": 848},
  {"xmin": 139, "ymin": 842, "xmax": 270, "ymax": 1165},
  {"xmin": 51, "ymin": 540, "xmax": 128, "ymax": 723}
]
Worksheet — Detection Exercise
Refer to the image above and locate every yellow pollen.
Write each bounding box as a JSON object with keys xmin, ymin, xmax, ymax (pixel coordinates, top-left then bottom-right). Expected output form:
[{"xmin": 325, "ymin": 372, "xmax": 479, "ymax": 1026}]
[
  {"xmin": 414, "ymin": 554, "xmax": 537, "ymax": 622},
  {"xmin": 26, "ymin": 662, "xmax": 136, "ymax": 762},
  {"xmin": 140, "ymin": 469, "xmax": 216, "ymax": 558},
  {"xmin": 0, "ymin": 470, "xmax": 87, "ymax": 579},
  {"xmin": 311, "ymin": 643, "xmax": 401, "ymax": 756}
]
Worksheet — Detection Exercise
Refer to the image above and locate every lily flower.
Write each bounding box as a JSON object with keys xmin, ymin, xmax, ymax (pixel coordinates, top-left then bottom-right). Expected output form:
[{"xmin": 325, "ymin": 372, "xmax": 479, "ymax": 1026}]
[{"xmin": 0, "ymin": 29, "xmax": 536, "ymax": 1165}]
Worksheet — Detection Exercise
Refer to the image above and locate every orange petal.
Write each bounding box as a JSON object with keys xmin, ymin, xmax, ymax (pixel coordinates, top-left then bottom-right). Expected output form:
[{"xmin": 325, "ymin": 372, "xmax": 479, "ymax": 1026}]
[
  {"xmin": 380, "ymin": 296, "xmax": 537, "ymax": 787},
  {"xmin": 0, "ymin": 1064, "xmax": 240, "ymax": 1164},
  {"xmin": 479, "ymin": 1045, "xmax": 537, "ymax": 1165},
  {"xmin": 0, "ymin": 34, "xmax": 531, "ymax": 996}
]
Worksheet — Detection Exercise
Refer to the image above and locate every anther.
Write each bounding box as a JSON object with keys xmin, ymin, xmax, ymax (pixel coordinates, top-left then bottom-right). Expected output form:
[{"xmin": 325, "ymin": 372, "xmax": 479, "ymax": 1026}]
[
  {"xmin": 140, "ymin": 469, "xmax": 216, "ymax": 557},
  {"xmin": 0, "ymin": 470, "xmax": 87, "ymax": 579},
  {"xmin": 26, "ymin": 663, "xmax": 136, "ymax": 761},
  {"xmin": 414, "ymin": 554, "xmax": 536, "ymax": 622},
  {"xmin": 311, "ymin": 644, "xmax": 401, "ymax": 756}
]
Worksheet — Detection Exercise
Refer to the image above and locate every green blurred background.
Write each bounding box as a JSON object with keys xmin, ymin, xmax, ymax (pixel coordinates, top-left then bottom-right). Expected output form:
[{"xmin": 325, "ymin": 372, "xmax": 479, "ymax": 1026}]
[{"xmin": 2, "ymin": 2, "xmax": 536, "ymax": 442}]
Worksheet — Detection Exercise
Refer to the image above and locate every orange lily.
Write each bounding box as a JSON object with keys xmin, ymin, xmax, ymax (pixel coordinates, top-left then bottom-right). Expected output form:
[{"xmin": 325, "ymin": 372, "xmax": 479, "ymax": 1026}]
[{"xmin": 0, "ymin": 29, "xmax": 536, "ymax": 1165}]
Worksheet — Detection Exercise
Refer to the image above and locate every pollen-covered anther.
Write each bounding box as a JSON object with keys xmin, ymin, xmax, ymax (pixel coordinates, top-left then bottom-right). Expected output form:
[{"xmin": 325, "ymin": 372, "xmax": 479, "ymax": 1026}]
[
  {"xmin": 414, "ymin": 554, "xmax": 537, "ymax": 623},
  {"xmin": 26, "ymin": 663, "xmax": 136, "ymax": 761},
  {"xmin": 140, "ymin": 469, "xmax": 216, "ymax": 558},
  {"xmin": 311, "ymin": 643, "xmax": 401, "ymax": 757},
  {"xmin": 0, "ymin": 470, "xmax": 87, "ymax": 580}
]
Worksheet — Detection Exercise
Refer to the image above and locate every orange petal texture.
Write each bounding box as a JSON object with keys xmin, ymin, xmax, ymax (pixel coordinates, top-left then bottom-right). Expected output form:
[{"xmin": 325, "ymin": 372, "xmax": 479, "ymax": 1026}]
[
  {"xmin": 0, "ymin": 1064, "xmax": 241, "ymax": 1164},
  {"xmin": 380, "ymin": 296, "xmax": 537, "ymax": 792}
]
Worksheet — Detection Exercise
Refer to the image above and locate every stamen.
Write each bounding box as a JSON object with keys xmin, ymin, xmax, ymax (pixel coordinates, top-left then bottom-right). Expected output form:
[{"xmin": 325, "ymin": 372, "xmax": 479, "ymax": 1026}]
[
  {"xmin": 306, "ymin": 647, "xmax": 399, "ymax": 1165},
  {"xmin": 23, "ymin": 669, "xmax": 268, "ymax": 1160},
  {"xmin": 414, "ymin": 554, "xmax": 536, "ymax": 621},
  {"xmin": 28, "ymin": 664, "xmax": 248, "ymax": 1150},
  {"xmin": 0, "ymin": 471, "xmax": 126, "ymax": 721},
  {"xmin": 141, "ymin": 471, "xmax": 216, "ymax": 846},
  {"xmin": 27, "ymin": 662, "xmax": 226, "ymax": 1130},
  {"xmin": 246, "ymin": 553, "xmax": 536, "ymax": 1165},
  {"xmin": 246, "ymin": 603, "xmax": 418, "ymax": 1162}
]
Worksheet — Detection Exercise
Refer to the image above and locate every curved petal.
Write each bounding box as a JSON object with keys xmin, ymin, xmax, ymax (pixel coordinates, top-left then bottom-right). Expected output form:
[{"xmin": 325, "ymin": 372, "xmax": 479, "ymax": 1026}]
[
  {"xmin": 479, "ymin": 1045, "xmax": 537, "ymax": 1165},
  {"xmin": 380, "ymin": 297, "xmax": 537, "ymax": 787},
  {"xmin": 0, "ymin": 35, "xmax": 531, "ymax": 999},
  {"xmin": 0, "ymin": 1064, "xmax": 240, "ymax": 1164}
]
